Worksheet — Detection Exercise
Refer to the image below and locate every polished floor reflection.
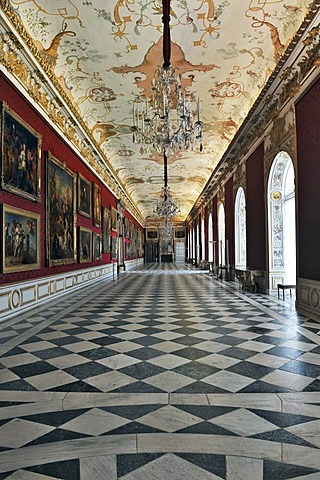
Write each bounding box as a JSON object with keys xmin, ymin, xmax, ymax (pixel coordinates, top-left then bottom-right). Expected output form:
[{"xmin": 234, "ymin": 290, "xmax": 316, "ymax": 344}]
[{"xmin": 1, "ymin": 263, "xmax": 320, "ymax": 479}]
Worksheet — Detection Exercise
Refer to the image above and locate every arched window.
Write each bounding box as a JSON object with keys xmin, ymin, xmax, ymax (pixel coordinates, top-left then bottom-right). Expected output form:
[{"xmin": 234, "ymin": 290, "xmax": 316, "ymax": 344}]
[
  {"xmin": 235, "ymin": 187, "xmax": 246, "ymax": 269},
  {"xmin": 218, "ymin": 204, "xmax": 225, "ymax": 266},
  {"xmin": 268, "ymin": 151, "xmax": 296, "ymax": 290},
  {"xmin": 208, "ymin": 213, "xmax": 213, "ymax": 263},
  {"xmin": 201, "ymin": 216, "xmax": 205, "ymax": 261}
]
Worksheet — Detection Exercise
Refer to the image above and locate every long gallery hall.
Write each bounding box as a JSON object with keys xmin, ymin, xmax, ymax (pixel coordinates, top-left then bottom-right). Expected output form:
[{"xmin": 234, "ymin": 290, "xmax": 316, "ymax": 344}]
[{"xmin": 1, "ymin": 264, "xmax": 320, "ymax": 479}]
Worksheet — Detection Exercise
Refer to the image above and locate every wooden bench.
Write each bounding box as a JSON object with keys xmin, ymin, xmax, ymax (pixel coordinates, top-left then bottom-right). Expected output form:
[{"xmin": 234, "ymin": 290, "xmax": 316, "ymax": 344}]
[{"xmin": 277, "ymin": 284, "xmax": 296, "ymax": 300}]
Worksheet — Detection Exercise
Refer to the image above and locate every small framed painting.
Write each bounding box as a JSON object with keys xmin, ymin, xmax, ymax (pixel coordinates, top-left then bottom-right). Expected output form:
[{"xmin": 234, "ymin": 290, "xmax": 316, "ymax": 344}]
[
  {"xmin": 111, "ymin": 206, "xmax": 117, "ymax": 232},
  {"xmin": 92, "ymin": 183, "xmax": 101, "ymax": 227},
  {"xmin": 1, "ymin": 102, "xmax": 41, "ymax": 201},
  {"xmin": 78, "ymin": 174, "xmax": 91, "ymax": 218},
  {"xmin": 2, "ymin": 204, "xmax": 40, "ymax": 273},
  {"xmin": 78, "ymin": 227, "xmax": 92, "ymax": 263},
  {"xmin": 102, "ymin": 206, "xmax": 111, "ymax": 253},
  {"xmin": 92, "ymin": 232, "xmax": 102, "ymax": 260}
]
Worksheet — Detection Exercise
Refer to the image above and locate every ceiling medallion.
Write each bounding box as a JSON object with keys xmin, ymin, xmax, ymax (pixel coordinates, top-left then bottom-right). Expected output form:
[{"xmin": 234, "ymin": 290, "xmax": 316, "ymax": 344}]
[{"xmin": 132, "ymin": 0, "xmax": 203, "ymax": 158}]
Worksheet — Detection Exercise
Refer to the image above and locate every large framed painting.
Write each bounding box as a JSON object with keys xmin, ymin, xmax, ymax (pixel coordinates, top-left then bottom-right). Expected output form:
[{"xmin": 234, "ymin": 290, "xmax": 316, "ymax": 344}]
[
  {"xmin": 111, "ymin": 206, "xmax": 117, "ymax": 232},
  {"xmin": 78, "ymin": 227, "xmax": 92, "ymax": 263},
  {"xmin": 147, "ymin": 229, "xmax": 158, "ymax": 240},
  {"xmin": 102, "ymin": 206, "xmax": 110, "ymax": 253},
  {"xmin": 46, "ymin": 152, "xmax": 76, "ymax": 266},
  {"xmin": 92, "ymin": 182, "xmax": 101, "ymax": 227},
  {"xmin": 1, "ymin": 102, "xmax": 41, "ymax": 201},
  {"xmin": 92, "ymin": 232, "xmax": 102, "ymax": 260},
  {"xmin": 78, "ymin": 173, "xmax": 91, "ymax": 218},
  {"xmin": 2, "ymin": 204, "xmax": 40, "ymax": 273}
]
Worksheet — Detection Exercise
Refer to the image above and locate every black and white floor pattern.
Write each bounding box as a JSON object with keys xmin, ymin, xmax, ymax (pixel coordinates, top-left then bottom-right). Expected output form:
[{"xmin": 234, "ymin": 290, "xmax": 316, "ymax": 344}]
[{"xmin": 1, "ymin": 263, "xmax": 320, "ymax": 479}]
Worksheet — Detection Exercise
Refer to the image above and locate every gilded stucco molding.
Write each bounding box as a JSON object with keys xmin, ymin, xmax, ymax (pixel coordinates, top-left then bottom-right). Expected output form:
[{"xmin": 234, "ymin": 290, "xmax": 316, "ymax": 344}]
[
  {"xmin": 187, "ymin": 6, "xmax": 320, "ymax": 225},
  {"xmin": 0, "ymin": 5, "xmax": 145, "ymax": 226}
]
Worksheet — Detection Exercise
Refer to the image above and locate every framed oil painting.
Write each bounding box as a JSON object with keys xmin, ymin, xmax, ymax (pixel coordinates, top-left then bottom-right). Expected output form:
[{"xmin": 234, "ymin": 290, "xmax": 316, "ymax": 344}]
[
  {"xmin": 46, "ymin": 152, "xmax": 76, "ymax": 266},
  {"xmin": 111, "ymin": 206, "xmax": 117, "ymax": 232},
  {"xmin": 92, "ymin": 232, "xmax": 102, "ymax": 260},
  {"xmin": 92, "ymin": 182, "xmax": 101, "ymax": 227},
  {"xmin": 2, "ymin": 204, "xmax": 40, "ymax": 273},
  {"xmin": 78, "ymin": 173, "xmax": 91, "ymax": 218},
  {"xmin": 111, "ymin": 235, "xmax": 117, "ymax": 261},
  {"xmin": 175, "ymin": 230, "xmax": 185, "ymax": 238},
  {"xmin": 78, "ymin": 227, "xmax": 92, "ymax": 263},
  {"xmin": 102, "ymin": 206, "xmax": 110, "ymax": 253},
  {"xmin": 147, "ymin": 230, "xmax": 158, "ymax": 240},
  {"xmin": 1, "ymin": 102, "xmax": 41, "ymax": 201}
]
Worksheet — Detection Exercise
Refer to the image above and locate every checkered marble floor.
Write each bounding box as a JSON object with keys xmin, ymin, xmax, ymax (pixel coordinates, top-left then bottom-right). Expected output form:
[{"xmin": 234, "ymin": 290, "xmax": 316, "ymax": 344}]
[{"xmin": 1, "ymin": 263, "xmax": 320, "ymax": 478}]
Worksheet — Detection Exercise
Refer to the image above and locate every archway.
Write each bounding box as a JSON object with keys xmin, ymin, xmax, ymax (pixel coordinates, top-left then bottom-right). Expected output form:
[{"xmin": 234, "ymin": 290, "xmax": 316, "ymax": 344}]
[
  {"xmin": 218, "ymin": 203, "xmax": 226, "ymax": 266},
  {"xmin": 235, "ymin": 187, "xmax": 247, "ymax": 270},
  {"xmin": 268, "ymin": 151, "xmax": 296, "ymax": 291}
]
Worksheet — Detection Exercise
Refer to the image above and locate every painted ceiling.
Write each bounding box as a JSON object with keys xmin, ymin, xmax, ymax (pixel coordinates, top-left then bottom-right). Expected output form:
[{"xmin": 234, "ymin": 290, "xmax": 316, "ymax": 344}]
[{"xmin": 7, "ymin": 0, "xmax": 312, "ymax": 222}]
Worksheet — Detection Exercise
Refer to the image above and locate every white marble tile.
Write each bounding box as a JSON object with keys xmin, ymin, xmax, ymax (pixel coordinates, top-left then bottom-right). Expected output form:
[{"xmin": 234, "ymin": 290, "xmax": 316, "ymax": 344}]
[
  {"xmin": 120, "ymin": 453, "xmax": 223, "ymax": 480},
  {"xmin": 197, "ymin": 353, "xmax": 240, "ymax": 369},
  {"xmin": 238, "ymin": 341, "xmax": 273, "ymax": 352},
  {"xmin": 226, "ymin": 455, "xmax": 263, "ymax": 480},
  {"xmin": 46, "ymin": 353, "xmax": 90, "ymax": 369},
  {"xmin": 262, "ymin": 370, "xmax": 314, "ymax": 391},
  {"xmin": 97, "ymin": 354, "xmax": 141, "ymax": 370},
  {"xmin": 107, "ymin": 341, "xmax": 143, "ymax": 353},
  {"xmin": 210, "ymin": 408, "xmax": 277, "ymax": 436},
  {"xmin": 189, "ymin": 331, "xmax": 223, "ymax": 340},
  {"xmin": 287, "ymin": 419, "xmax": 320, "ymax": 448},
  {"xmin": 280, "ymin": 340, "xmax": 316, "ymax": 352},
  {"xmin": 6, "ymin": 470, "xmax": 58, "ymax": 479},
  {"xmin": 281, "ymin": 401, "xmax": 320, "ymax": 419},
  {"xmin": 202, "ymin": 370, "xmax": 254, "ymax": 393},
  {"xmin": 208, "ymin": 393, "xmax": 282, "ymax": 412},
  {"xmin": 0, "ymin": 435, "xmax": 137, "ymax": 473},
  {"xmin": 169, "ymin": 393, "xmax": 209, "ymax": 405},
  {"xmin": 283, "ymin": 444, "xmax": 320, "ymax": 469},
  {"xmin": 0, "ymin": 390, "xmax": 65, "ymax": 403},
  {"xmin": 0, "ymin": 368, "xmax": 19, "ymax": 384},
  {"xmin": 63, "ymin": 340, "xmax": 100, "ymax": 353},
  {"xmin": 152, "ymin": 341, "xmax": 186, "ymax": 353},
  {"xmin": 138, "ymin": 405, "xmax": 202, "ymax": 432},
  {"xmin": 80, "ymin": 455, "xmax": 117, "ymax": 480},
  {"xmin": 113, "ymin": 331, "xmax": 144, "ymax": 340},
  {"xmin": 246, "ymin": 352, "xmax": 289, "ymax": 368},
  {"xmin": 148, "ymin": 354, "xmax": 190, "ymax": 369},
  {"xmin": 63, "ymin": 392, "xmax": 168, "ymax": 409},
  {"xmin": 84, "ymin": 371, "xmax": 136, "ymax": 392},
  {"xmin": 137, "ymin": 433, "xmax": 281, "ymax": 461},
  {"xmin": 0, "ymin": 418, "xmax": 54, "ymax": 448},
  {"xmin": 278, "ymin": 393, "xmax": 320, "ymax": 404},
  {"xmin": 20, "ymin": 340, "xmax": 55, "ymax": 352},
  {"xmin": 227, "ymin": 331, "xmax": 260, "ymax": 340},
  {"xmin": 143, "ymin": 371, "xmax": 194, "ymax": 392},
  {"xmin": 0, "ymin": 352, "xmax": 40, "ymax": 368},
  {"xmin": 61, "ymin": 408, "xmax": 130, "ymax": 435},
  {"xmin": 195, "ymin": 342, "xmax": 231, "ymax": 353},
  {"xmin": 26, "ymin": 370, "xmax": 76, "ymax": 391},
  {"xmin": 0, "ymin": 399, "xmax": 64, "ymax": 421},
  {"xmin": 298, "ymin": 352, "xmax": 320, "ymax": 366},
  {"xmin": 37, "ymin": 331, "xmax": 69, "ymax": 341}
]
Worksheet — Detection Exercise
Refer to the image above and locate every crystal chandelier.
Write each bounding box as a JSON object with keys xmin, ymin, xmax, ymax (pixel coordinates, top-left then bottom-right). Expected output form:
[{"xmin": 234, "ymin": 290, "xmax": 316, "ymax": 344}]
[
  {"xmin": 154, "ymin": 185, "xmax": 180, "ymax": 218},
  {"xmin": 160, "ymin": 217, "xmax": 174, "ymax": 243},
  {"xmin": 132, "ymin": 0, "xmax": 203, "ymax": 158}
]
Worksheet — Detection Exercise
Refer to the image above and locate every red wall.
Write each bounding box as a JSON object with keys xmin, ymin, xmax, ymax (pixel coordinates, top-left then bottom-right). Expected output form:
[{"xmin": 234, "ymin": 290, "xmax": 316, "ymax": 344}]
[
  {"xmin": 225, "ymin": 177, "xmax": 234, "ymax": 266},
  {"xmin": 0, "ymin": 73, "xmax": 142, "ymax": 285},
  {"xmin": 296, "ymin": 77, "xmax": 320, "ymax": 280},
  {"xmin": 246, "ymin": 143, "xmax": 266, "ymax": 270}
]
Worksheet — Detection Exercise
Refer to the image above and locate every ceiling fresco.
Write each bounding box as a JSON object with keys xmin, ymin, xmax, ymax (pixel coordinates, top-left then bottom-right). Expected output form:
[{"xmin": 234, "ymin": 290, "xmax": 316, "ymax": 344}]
[{"xmin": 7, "ymin": 0, "xmax": 313, "ymax": 222}]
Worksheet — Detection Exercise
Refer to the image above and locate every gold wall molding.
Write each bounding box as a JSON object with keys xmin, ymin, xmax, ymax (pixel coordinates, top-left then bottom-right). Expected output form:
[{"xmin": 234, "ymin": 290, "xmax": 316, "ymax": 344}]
[{"xmin": 0, "ymin": 4, "xmax": 145, "ymax": 226}]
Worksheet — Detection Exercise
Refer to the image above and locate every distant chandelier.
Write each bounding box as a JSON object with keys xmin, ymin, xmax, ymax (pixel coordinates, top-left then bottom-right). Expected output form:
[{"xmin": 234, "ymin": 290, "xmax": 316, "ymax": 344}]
[
  {"xmin": 132, "ymin": 0, "xmax": 203, "ymax": 158},
  {"xmin": 154, "ymin": 185, "xmax": 181, "ymax": 218},
  {"xmin": 160, "ymin": 217, "xmax": 174, "ymax": 243}
]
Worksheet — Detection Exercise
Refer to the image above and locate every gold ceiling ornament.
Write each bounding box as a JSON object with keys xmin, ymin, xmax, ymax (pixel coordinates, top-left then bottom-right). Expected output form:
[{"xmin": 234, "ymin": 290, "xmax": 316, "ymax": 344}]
[{"xmin": 132, "ymin": 0, "xmax": 203, "ymax": 158}]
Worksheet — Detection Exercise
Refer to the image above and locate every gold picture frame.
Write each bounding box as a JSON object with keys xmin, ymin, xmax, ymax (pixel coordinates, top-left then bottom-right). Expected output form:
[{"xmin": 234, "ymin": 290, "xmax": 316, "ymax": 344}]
[
  {"xmin": 92, "ymin": 232, "xmax": 102, "ymax": 260},
  {"xmin": 78, "ymin": 173, "xmax": 91, "ymax": 218},
  {"xmin": 1, "ymin": 102, "xmax": 42, "ymax": 202},
  {"xmin": 2, "ymin": 204, "xmax": 40, "ymax": 273},
  {"xmin": 46, "ymin": 152, "xmax": 76, "ymax": 266},
  {"xmin": 78, "ymin": 226, "xmax": 92, "ymax": 263},
  {"xmin": 111, "ymin": 206, "xmax": 117, "ymax": 232},
  {"xmin": 92, "ymin": 182, "xmax": 101, "ymax": 227}
]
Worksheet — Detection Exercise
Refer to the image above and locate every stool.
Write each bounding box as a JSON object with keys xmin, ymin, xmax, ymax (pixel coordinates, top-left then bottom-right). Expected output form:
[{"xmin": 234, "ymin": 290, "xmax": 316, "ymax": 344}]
[{"xmin": 277, "ymin": 284, "xmax": 296, "ymax": 300}]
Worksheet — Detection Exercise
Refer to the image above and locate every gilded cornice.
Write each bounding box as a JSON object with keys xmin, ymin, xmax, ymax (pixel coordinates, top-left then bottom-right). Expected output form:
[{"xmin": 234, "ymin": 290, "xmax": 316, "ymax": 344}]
[
  {"xmin": 187, "ymin": 3, "xmax": 320, "ymax": 224},
  {"xmin": 0, "ymin": 1, "xmax": 145, "ymax": 226}
]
